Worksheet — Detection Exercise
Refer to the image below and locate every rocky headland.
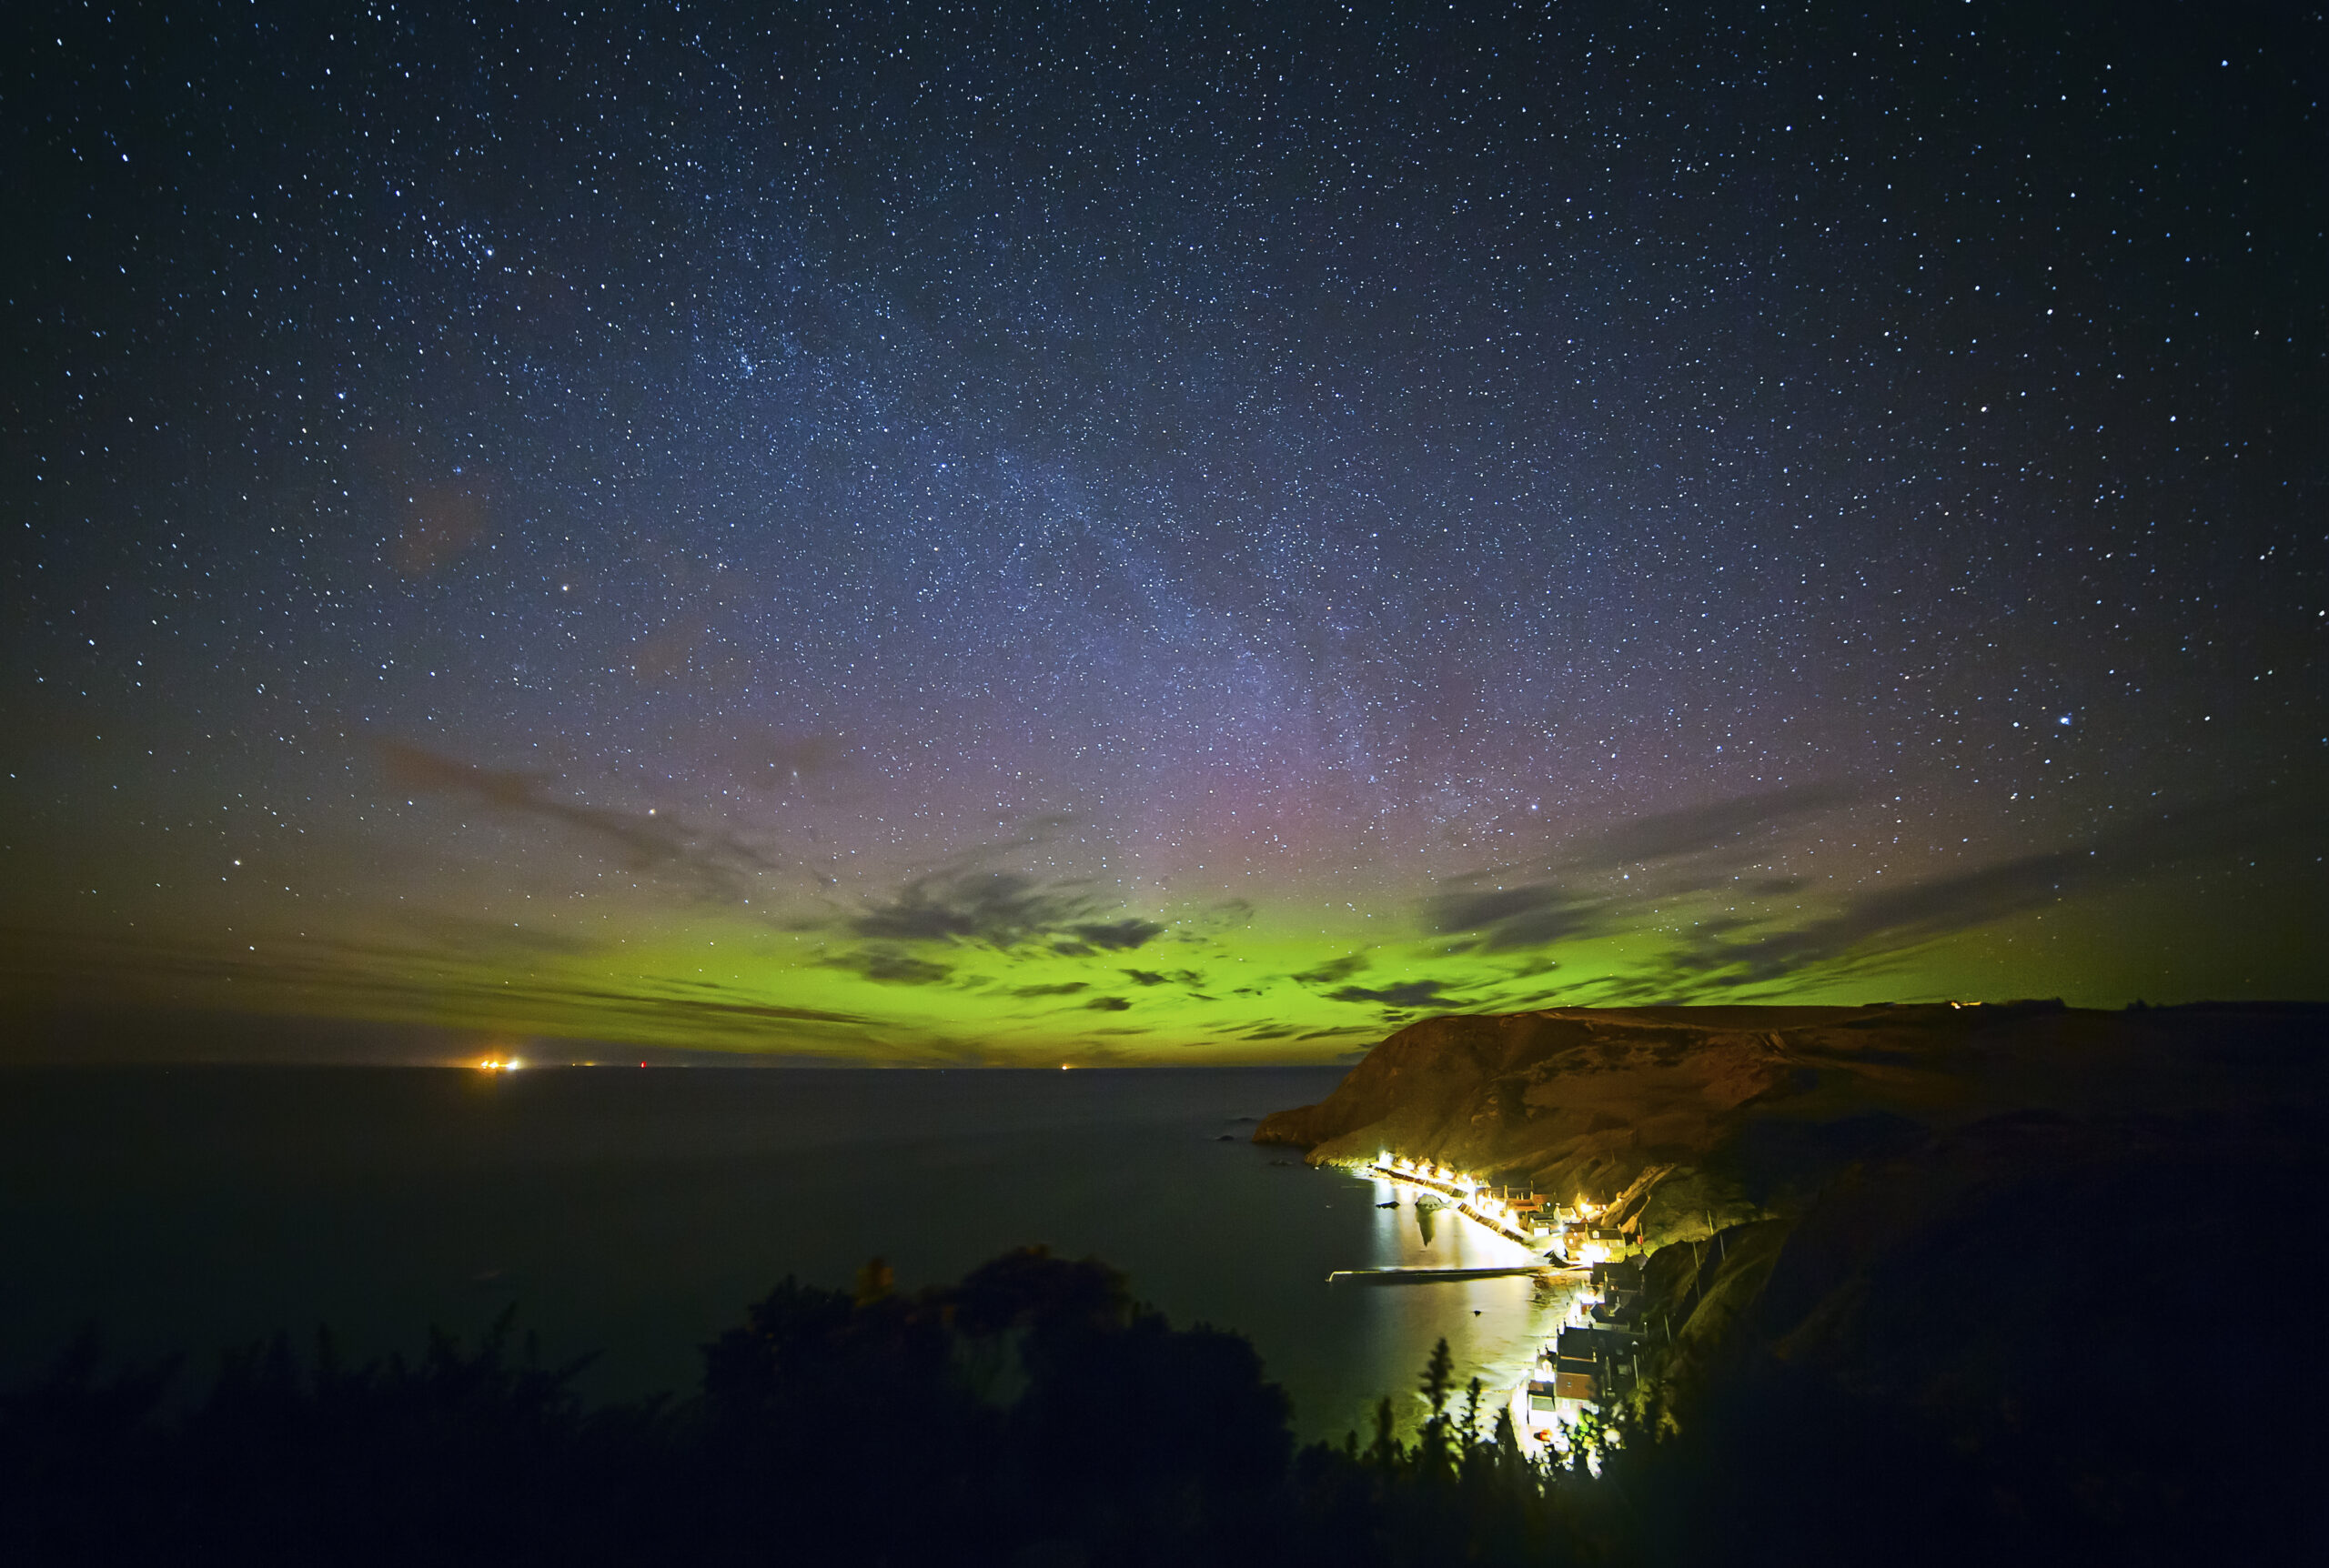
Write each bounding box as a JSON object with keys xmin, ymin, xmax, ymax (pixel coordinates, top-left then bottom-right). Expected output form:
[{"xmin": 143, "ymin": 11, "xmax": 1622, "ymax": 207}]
[
  {"xmin": 1255, "ymin": 1000, "xmax": 2323, "ymax": 1244},
  {"xmin": 1257, "ymin": 1001, "xmax": 2328, "ymax": 1557}
]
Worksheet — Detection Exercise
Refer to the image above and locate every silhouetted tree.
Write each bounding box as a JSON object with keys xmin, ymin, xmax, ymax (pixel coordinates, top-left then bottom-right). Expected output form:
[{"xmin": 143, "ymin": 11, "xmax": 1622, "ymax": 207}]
[{"xmin": 0, "ymin": 1261, "xmax": 1657, "ymax": 1567}]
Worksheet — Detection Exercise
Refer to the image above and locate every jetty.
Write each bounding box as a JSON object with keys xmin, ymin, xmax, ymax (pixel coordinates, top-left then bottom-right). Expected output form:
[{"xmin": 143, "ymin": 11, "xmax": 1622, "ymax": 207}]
[
  {"xmin": 1328, "ymin": 1264, "xmax": 1568, "ymax": 1285},
  {"xmin": 1366, "ymin": 1161, "xmax": 1548, "ymax": 1248}
]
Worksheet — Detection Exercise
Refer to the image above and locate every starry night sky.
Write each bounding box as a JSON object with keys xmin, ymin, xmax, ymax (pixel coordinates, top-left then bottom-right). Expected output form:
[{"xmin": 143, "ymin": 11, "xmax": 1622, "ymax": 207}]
[{"xmin": 5, "ymin": 1, "xmax": 2323, "ymax": 1064}]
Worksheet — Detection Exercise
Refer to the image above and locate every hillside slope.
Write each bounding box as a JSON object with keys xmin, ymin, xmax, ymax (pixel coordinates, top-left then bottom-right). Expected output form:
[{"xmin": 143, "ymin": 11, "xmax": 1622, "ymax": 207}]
[
  {"xmin": 1259, "ymin": 1001, "xmax": 2328, "ymax": 1557},
  {"xmin": 1254, "ymin": 1001, "xmax": 2324, "ymax": 1244}
]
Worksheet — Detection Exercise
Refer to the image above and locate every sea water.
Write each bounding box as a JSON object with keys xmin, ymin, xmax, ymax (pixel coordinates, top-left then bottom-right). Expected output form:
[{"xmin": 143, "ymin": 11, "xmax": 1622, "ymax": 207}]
[{"xmin": 0, "ymin": 1066, "xmax": 1573, "ymax": 1442}]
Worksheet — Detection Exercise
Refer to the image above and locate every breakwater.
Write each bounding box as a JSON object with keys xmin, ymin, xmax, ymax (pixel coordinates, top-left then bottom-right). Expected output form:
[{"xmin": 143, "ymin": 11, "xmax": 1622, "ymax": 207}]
[
  {"xmin": 1326, "ymin": 1264, "xmax": 1557, "ymax": 1285},
  {"xmin": 1365, "ymin": 1161, "xmax": 1548, "ymax": 1249}
]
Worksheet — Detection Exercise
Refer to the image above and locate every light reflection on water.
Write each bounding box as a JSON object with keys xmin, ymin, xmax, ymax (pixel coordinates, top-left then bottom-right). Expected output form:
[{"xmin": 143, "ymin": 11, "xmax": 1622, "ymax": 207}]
[{"xmin": 1338, "ymin": 1173, "xmax": 1583, "ymax": 1439}]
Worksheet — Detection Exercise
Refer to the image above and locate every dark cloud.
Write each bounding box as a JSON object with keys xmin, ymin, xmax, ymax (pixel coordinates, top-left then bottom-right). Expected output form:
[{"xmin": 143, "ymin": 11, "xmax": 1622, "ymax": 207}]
[
  {"xmin": 1084, "ymin": 995, "xmax": 1133, "ymax": 1011},
  {"xmin": 379, "ymin": 741, "xmax": 783, "ymax": 901},
  {"xmin": 1116, "ymin": 966, "xmax": 1212, "ymax": 990},
  {"xmin": 1422, "ymin": 786, "xmax": 1863, "ymax": 953},
  {"xmin": 1566, "ymin": 782, "xmax": 1865, "ymax": 869},
  {"xmin": 1422, "ymin": 883, "xmax": 1605, "ymax": 951},
  {"xmin": 1669, "ymin": 794, "xmax": 2310, "ymax": 985},
  {"xmin": 850, "ymin": 870, "xmax": 1163, "ymax": 958},
  {"xmin": 0, "ymin": 927, "xmax": 877, "ymax": 1057},
  {"xmin": 818, "ymin": 949, "xmax": 955, "ymax": 986},
  {"xmin": 1012, "ymin": 981, "xmax": 1089, "ymax": 997},
  {"xmin": 1192, "ymin": 899, "xmax": 1255, "ymax": 931},
  {"xmin": 1064, "ymin": 919, "xmax": 1165, "ymax": 950},
  {"xmin": 1292, "ymin": 954, "xmax": 1370, "ymax": 985},
  {"xmin": 852, "ymin": 870, "xmax": 1081, "ymax": 945},
  {"xmin": 1327, "ymin": 979, "xmax": 1465, "ymax": 1010},
  {"xmin": 1569, "ymin": 971, "xmax": 1675, "ymax": 1004}
]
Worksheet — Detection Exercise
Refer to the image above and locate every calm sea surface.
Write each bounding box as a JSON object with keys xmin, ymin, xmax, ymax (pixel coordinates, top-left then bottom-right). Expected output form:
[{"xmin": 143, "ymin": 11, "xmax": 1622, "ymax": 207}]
[{"xmin": 0, "ymin": 1066, "xmax": 1571, "ymax": 1441}]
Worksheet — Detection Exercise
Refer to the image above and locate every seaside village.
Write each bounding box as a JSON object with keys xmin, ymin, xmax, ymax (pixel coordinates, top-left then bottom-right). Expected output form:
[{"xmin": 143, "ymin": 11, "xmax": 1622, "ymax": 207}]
[{"xmin": 1362, "ymin": 1152, "xmax": 1662, "ymax": 1459}]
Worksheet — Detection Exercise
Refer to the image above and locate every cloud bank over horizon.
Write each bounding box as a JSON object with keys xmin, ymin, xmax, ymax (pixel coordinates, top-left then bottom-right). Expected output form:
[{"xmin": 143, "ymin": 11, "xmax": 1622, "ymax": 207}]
[{"xmin": 4, "ymin": 765, "xmax": 2314, "ymax": 1064}]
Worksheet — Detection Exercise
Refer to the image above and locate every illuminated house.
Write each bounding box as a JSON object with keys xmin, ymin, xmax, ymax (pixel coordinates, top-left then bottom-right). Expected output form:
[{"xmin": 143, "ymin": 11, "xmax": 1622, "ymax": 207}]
[
  {"xmin": 1550, "ymin": 1351, "xmax": 1599, "ymax": 1402},
  {"xmin": 1558, "ymin": 1219, "xmax": 1636, "ymax": 1264},
  {"xmin": 1589, "ymin": 1256, "xmax": 1647, "ymax": 1327},
  {"xmin": 1551, "ymin": 1325, "xmax": 1642, "ymax": 1406}
]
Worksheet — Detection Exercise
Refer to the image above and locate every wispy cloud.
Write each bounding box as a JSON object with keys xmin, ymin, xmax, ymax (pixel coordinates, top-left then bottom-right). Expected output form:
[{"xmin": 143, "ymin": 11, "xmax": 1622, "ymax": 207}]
[
  {"xmin": 1328, "ymin": 978, "xmax": 1467, "ymax": 1010},
  {"xmin": 1666, "ymin": 794, "xmax": 2311, "ymax": 986},
  {"xmin": 819, "ymin": 948, "xmax": 956, "ymax": 986},
  {"xmin": 0, "ymin": 926, "xmax": 878, "ymax": 1056},
  {"xmin": 1423, "ymin": 883, "xmax": 1607, "ymax": 951},
  {"xmin": 379, "ymin": 741, "xmax": 792, "ymax": 901},
  {"xmin": 1055, "ymin": 918, "xmax": 1167, "ymax": 953},
  {"xmin": 851, "ymin": 869, "xmax": 1087, "ymax": 945},
  {"xmin": 1426, "ymin": 784, "xmax": 1862, "ymax": 953},
  {"xmin": 832, "ymin": 854, "xmax": 1166, "ymax": 969},
  {"xmin": 1564, "ymin": 782, "xmax": 1865, "ymax": 869},
  {"xmin": 393, "ymin": 910, "xmax": 603, "ymax": 958},
  {"xmin": 1415, "ymin": 784, "xmax": 2312, "ymax": 1000}
]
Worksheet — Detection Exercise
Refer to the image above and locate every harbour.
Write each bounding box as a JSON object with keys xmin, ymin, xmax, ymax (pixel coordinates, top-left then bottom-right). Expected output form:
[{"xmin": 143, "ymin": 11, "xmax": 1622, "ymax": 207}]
[{"xmin": 1336, "ymin": 1151, "xmax": 1669, "ymax": 1458}]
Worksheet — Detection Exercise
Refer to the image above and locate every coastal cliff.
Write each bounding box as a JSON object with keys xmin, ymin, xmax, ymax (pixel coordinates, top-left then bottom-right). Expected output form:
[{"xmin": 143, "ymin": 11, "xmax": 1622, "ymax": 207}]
[
  {"xmin": 1256, "ymin": 1000, "xmax": 2328, "ymax": 1554},
  {"xmin": 1255, "ymin": 1000, "xmax": 2325, "ymax": 1245}
]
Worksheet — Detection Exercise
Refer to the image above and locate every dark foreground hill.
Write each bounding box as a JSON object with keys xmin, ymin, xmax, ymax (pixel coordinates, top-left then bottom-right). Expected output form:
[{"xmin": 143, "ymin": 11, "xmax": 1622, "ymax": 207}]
[{"xmin": 1260, "ymin": 1001, "xmax": 2329, "ymax": 1562}]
